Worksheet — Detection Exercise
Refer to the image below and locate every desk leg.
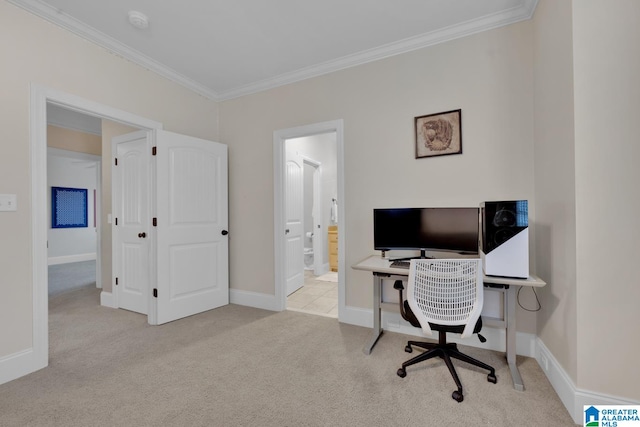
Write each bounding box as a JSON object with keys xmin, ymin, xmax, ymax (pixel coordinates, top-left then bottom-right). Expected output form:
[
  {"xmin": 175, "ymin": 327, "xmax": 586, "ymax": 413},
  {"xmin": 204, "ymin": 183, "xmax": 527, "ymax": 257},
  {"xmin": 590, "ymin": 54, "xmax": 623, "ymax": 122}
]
[
  {"xmin": 363, "ymin": 274, "xmax": 383, "ymax": 355},
  {"xmin": 506, "ymin": 286, "xmax": 524, "ymax": 391}
]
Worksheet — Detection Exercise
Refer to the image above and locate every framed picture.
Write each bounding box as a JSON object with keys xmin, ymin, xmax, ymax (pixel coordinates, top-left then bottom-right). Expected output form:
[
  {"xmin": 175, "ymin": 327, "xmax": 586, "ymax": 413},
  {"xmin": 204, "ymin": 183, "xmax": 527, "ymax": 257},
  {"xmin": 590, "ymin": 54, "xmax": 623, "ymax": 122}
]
[
  {"xmin": 52, "ymin": 186, "xmax": 88, "ymax": 228},
  {"xmin": 415, "ymin": 109, "xmax": 462, "ymax": 159}
]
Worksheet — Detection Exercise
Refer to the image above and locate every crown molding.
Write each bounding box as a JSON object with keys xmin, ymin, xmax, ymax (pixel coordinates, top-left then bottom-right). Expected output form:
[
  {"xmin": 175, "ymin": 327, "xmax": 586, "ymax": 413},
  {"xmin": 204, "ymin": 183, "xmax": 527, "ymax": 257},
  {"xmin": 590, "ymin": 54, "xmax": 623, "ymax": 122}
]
[
  {"xmin": 216, "ymin": 0, "xmax": 539, "ymax": 100},
  {"xmin": 10, "ymin": 0, "xmax": 538, "ymax": 102},
  {"xmin": 8, "ymin": 0, "xmax": 220, "ymax": 101}
]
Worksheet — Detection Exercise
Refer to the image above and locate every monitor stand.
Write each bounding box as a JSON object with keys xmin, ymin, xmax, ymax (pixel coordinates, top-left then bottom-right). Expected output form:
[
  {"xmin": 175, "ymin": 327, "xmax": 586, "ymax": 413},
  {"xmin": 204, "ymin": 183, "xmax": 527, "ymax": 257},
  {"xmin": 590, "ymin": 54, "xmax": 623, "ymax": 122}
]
[{"xmin": 392, "ymin": 250, "xmax": 433, "ymax": 261}]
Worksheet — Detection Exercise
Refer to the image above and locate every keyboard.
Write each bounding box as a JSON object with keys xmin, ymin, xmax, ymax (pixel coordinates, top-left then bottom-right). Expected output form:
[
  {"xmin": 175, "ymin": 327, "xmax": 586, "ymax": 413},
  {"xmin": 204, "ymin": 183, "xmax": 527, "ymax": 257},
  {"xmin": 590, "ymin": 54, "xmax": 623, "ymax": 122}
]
[{"xmin": 390, "ymin": 260, "xmax": 411, "ymax": 269}]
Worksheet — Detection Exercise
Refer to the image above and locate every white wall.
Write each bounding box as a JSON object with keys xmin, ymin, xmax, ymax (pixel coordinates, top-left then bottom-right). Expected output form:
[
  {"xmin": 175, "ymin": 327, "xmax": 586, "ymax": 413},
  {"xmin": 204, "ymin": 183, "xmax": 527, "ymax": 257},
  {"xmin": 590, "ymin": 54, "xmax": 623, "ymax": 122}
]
[
  {"xmin": 532, "ymin": 0, "xmax": 578, "ymax": 384},
  {"xmin": 532, "ymin": 0, "xmax": 640, "ymax": 411},
  {"xmin": 0, "ymin": 1, "xmax": 218, "ymax": 363},
  {"xmin": 573, "ymin": 0, "xmax": 640, "ymax": 401},
  {"xmin": 47, "ymin": 150, "xmax": 99, "ymax": 262},
  {"xmin": 220, "ymin": 21, "xmax": 538, "ymax": 332}
]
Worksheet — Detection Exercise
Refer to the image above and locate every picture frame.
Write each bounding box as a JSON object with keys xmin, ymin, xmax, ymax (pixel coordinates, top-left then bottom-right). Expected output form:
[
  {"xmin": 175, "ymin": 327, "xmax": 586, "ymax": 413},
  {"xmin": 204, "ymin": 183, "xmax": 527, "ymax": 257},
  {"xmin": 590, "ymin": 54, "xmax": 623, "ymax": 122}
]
[
  {"xmin": 51, "ymin": 186, "xmax": 88, "ymax": 228},
  {"xmin": 415, "ymin": 109, "xmax": 462, "ymax": 159}
]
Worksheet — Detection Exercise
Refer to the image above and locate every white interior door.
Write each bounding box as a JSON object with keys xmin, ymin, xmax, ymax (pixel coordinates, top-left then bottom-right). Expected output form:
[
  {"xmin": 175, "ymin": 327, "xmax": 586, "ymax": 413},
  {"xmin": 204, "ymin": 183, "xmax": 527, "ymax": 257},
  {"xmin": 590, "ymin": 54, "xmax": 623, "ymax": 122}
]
[
  {"xmin": 112, "ymin": 131, "xmax": 151, "ymax": 315},
  {"xmin": 154, "ymin": 130, "xmax": 229, "ymax": 325},
  {"xmin": 311, "ymin": 165, "xmax": 323, "ymax": 275},
  {"xmin": 285, "ymin": 150, "xmax": 304, "ymax": 296}
]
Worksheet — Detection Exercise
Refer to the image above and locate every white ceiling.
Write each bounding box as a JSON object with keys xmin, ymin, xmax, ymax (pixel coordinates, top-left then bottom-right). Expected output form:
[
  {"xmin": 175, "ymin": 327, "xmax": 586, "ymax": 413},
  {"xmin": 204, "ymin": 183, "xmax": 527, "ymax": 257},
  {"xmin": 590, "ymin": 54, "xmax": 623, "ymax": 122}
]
[{"xmin": 11, "ymin": 0, "xmax": 537, "ymax": 101}]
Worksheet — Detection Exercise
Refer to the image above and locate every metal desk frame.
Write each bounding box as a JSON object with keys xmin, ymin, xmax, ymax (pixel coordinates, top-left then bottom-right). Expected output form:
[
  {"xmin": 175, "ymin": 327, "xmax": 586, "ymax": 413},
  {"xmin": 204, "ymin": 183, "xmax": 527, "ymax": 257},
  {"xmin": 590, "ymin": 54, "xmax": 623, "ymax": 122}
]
[{"xmin": 353, "ymin": 255, "xmax": 546, "ymax": 392}]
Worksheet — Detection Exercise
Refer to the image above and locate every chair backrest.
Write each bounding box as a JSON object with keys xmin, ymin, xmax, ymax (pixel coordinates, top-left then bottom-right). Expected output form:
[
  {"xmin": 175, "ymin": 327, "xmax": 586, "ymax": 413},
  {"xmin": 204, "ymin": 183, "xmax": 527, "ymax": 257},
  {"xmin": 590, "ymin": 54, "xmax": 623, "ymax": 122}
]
[{"xmin": 407, "ymin": 258, "xmax": 483, "ymax": 339}]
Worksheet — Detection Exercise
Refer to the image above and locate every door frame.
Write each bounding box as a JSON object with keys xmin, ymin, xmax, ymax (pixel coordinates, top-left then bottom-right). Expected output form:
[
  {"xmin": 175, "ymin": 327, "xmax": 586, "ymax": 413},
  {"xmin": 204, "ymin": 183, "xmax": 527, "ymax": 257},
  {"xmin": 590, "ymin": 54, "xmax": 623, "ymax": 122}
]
[
  {"xmin": 273, "ymin": 120, "xmax": 345, "ymax": 316},
  {"xmin": 28, "ymin": 84, "xmax": 162, "ymax": 376}
]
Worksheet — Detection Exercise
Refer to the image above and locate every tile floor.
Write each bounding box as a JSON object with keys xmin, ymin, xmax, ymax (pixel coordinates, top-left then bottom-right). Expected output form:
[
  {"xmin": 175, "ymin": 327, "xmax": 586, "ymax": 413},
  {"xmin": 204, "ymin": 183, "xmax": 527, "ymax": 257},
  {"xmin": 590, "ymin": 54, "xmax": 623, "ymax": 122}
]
[{"xmin": 287, "ymin": 270, "xmax": 338, "ymax": 318}]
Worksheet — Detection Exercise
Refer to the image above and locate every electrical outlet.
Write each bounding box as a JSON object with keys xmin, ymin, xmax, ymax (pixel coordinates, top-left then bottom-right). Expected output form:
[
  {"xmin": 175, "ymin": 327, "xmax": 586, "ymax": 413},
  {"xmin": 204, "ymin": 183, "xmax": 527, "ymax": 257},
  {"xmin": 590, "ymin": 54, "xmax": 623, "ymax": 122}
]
[
  {"xmin": 540, "ymin": 353, "xmax": 549, "ymax": 371},
  {"xmin": 0, "ymin": 194, "xmax": 17, "ymax": 212}
]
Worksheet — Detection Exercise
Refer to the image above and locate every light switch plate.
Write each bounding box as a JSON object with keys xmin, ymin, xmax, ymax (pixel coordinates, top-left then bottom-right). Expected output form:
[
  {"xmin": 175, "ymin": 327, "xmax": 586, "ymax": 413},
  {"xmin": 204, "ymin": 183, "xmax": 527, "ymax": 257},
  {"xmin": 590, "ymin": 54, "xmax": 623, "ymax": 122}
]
[{"xmin": 0, "ymin": 194, "xmax": 18, "ymax": 211}]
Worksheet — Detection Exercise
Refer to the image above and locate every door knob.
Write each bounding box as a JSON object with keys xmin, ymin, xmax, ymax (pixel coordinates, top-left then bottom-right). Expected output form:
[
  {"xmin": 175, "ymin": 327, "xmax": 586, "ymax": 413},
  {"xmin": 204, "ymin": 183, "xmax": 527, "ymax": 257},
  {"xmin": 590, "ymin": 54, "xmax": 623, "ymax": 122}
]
[
  {"xmin": 221, "ymin": 230, "xmax": 229, "ymax": 236},
  {"xmin": 138, "ymin": 232, "xmax": 146, "ymax": 238},
  {"xmin": 285, "ymin": 229, "xmax": 290, "ymax": 234}
]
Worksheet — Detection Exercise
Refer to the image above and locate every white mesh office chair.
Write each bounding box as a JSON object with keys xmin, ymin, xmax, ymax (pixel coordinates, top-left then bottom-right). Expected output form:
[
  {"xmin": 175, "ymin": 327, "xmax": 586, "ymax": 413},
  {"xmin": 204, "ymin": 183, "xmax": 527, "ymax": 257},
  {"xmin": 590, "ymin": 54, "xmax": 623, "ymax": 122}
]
[{"xmin": 395, "ymin": 258, "xmax": 496, "ymax": 402}]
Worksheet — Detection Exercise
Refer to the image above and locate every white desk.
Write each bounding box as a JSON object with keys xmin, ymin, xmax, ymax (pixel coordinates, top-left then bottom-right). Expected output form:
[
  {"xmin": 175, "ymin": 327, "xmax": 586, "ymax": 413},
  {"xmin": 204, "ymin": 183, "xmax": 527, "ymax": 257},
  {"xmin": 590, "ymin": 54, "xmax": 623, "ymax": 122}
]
[{"xmin": 352, "ymin": 255, "xmax": 546, "ymax": 391}]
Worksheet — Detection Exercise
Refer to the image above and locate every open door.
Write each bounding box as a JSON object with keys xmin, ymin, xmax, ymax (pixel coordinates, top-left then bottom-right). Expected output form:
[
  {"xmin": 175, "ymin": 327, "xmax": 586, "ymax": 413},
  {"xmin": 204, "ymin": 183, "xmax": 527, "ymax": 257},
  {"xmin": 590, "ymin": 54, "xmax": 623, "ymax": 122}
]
[
  {"xmin": 112, "ymin": 129, "xmax": 228, "ymax": 325},
  {"xmin": 112, "ymin": 131, "xmax": 152, "ymax": 315},
  {"xmin": 154, "ymin": 130, "xmax": 229, "ymax": 324},
  {"xmin": 285, "ymin": 149, "xmax": 304, "ymax": 296}
]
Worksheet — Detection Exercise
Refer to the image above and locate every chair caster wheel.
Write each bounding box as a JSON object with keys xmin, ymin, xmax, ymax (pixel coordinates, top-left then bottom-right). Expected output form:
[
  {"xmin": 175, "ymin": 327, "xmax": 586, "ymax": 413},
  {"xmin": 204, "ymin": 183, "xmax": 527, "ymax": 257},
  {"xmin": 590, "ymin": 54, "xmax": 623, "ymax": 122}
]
[
  {"xmin": 487, "ymin": 373, "xmax": 497, "ymax": 384},
  {"xmin": 405, "ymin": 345, "xmax": 412, "ymax": 353},
  {"xmin": 452, "ymin": 390, "xmax": 463, "ymax": 402},
  {"xmin": 397, "ymin": 368, "xmax": 406, "ymax": 378}
]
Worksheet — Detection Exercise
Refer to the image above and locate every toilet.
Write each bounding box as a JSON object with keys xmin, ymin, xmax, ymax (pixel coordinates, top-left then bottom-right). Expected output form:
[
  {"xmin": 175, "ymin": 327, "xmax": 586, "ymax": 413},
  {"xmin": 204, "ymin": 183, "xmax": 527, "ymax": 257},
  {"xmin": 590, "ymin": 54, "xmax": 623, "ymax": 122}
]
[{"xmin": 304, "ymin": 247, "xmax": 314, "ymax": 270}]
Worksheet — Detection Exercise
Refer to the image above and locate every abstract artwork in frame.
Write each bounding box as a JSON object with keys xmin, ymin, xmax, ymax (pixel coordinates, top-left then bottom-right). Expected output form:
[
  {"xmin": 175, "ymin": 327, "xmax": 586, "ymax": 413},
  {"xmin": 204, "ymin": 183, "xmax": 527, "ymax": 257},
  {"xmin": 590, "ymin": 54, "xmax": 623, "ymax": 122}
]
[
  {"xmin": 415, "ymin": 109, "xmax": 462, "ymax": 159},
  {"xmin": 52, "ymin": 186, "xmax": 88, "ymax": 228}
]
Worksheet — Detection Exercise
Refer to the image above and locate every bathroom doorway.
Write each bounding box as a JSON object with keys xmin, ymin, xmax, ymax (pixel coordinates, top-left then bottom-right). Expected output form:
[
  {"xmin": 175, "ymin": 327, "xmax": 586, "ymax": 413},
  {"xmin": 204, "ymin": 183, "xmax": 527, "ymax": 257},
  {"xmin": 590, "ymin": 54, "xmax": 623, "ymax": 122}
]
[{"xmin": 280, "ymin": 129, "xmax": 340, "ymax": 318}]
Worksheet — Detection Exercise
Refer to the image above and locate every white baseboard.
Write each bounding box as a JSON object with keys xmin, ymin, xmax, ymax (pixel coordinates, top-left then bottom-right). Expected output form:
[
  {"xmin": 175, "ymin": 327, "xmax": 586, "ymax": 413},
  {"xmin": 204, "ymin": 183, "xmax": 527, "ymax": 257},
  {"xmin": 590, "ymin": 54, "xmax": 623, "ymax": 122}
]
[
  {"xmin": 230, "ymin": 288, "xmax": 280, "ymax": 311},
  {"xmin": 338, "ymin": 304, "xmax": 372, "ymax": 327},
  {"xmin": 48, "ymin": 253, "xmax": 96, "ymax": 265},
  {"xmin": 536, "ymin": 338, "xmax": 640, "ymax": 424},
  {"xmin": 100, "ymin": 291, "xmax": 116, "ymax": 308},
  {"xmin": 0, "ymin": 348, "xmax": 46, "ymax": 386}
]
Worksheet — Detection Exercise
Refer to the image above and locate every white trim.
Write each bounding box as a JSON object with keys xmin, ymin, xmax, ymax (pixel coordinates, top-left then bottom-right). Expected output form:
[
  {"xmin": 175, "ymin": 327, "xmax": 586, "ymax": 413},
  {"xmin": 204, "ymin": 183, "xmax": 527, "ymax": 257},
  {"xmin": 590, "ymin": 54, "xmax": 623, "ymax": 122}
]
[
  {"xmin": 95, "ymin": 160, "xmax": 102, "ymax": 289},
  {"xmin": 339, "ymin": 305, "xmax": 376, "ymax": 329},
  {"xmin": 47, "ymin": 147, "xmax": 101, "ymax": 161},
  {"xmin": 9, "ymin": 0, "xmax": 538, "ymax": 101},
  {"xmin": 0, "ymin": 84, "xmax": 164, "ymax": 386},
  {"xmin": 8, "ymin": 0, "xmax": 217, "ymax": 101},
  {"xmin": 536, "ymin": 338, "xmax": 640, "ymax": 424},
  {"xmin": 48, "ymin": 253, "xmax": 97, "ymax": 265},
  {"xmin": 217, "ymin": 0, "xmax": 539, "ymax": 100},
  {"xmin": 274, "ymin": 120, "xmax": 345, "ymax": 316},
  {"xmin": 0, "ymin": 348, "xmax": 41, "ymax": 385},
  {"xmin": 230, "ymin": 289, "xmax": 280, "ymax": 312},
  {"xmin": 99, "ymin": 291, "xmax": 116, "ymax": 309}
]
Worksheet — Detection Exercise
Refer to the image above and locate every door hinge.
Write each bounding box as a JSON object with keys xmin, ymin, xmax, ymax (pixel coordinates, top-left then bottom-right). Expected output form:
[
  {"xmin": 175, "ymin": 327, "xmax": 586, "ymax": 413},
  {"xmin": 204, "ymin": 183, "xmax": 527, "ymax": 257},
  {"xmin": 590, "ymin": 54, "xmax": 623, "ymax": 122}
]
[
  {"xmin": 115, "ymin": 277, "xmax": 119, "ymax": 286},
  {"xmin": 153, "ymin": 288, "xmax": 158, "ymax": 298},
  {"xmin": 115, "ymin": 217, "xmax": 118, "ymax": 226},
  {"xmin": 152, "ymin": 217, "xmax": 157, "ymax": 227},
  {"xmin": 152, "ymin": 146, "xmax": 157, "ymax": 156},
  {"xmin": 115, "ymin": 158, "xmax": 118, "ymax": 166}
]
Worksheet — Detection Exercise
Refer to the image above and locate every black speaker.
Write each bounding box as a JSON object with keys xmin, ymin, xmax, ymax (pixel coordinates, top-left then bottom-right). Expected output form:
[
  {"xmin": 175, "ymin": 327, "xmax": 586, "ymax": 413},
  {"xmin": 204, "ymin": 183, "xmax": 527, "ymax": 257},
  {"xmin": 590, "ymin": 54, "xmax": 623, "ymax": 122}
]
[{"xmin": 480, "ymin": 200, "xmax": 529, "ymax": 278}]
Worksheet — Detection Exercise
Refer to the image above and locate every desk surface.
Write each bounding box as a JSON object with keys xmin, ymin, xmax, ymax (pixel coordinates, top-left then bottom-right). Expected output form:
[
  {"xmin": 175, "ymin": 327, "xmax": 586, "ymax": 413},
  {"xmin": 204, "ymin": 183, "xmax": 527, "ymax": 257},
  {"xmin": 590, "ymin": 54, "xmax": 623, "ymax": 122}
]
[{"xmin": 352, "ymin": 255, "xmax": 546, "ymax": 288}]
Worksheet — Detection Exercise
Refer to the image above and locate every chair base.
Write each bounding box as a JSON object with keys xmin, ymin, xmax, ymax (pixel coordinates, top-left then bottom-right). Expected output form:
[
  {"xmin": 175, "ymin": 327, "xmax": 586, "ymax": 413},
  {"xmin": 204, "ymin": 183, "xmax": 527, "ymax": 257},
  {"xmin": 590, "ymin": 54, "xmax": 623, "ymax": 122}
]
[{"xmin": 396, "ymin": 331, "xmax": 497, "ymax": 403}]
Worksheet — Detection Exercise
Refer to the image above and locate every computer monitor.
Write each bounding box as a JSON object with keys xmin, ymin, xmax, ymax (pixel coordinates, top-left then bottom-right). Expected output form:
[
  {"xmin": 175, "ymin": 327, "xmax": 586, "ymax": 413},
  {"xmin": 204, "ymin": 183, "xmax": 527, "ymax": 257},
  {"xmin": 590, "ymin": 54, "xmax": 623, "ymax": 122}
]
[{"xmin": 373, "ymin": 207, "xmax": 479, "ymax": 256}]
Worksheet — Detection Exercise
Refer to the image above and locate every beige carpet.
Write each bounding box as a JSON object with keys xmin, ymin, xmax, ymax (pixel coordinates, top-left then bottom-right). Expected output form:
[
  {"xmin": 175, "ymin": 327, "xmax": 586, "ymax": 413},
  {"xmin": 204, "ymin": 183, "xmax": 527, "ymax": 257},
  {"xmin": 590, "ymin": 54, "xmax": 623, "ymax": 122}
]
[{"xmin": 0, "ymin": 285, "xmax": 575, "ymax": 426}]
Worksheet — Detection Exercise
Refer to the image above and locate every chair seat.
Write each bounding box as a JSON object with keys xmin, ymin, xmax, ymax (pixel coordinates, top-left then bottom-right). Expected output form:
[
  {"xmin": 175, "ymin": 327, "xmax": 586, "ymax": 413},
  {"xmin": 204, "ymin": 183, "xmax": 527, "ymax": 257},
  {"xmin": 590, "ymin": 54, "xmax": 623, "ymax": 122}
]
[{"xmin": 403, "ymin": 300, "xmax": 483, "ymax": 335}]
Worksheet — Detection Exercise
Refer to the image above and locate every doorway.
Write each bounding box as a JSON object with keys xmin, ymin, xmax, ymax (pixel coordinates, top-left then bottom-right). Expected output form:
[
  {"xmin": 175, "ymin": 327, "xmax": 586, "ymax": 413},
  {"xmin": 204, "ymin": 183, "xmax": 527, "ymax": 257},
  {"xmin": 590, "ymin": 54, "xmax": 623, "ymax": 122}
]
[
  {"xmin": 29, "ymin": 85, "xmax": 163, "ymax": 374},
  {"xmin": 46, "ymin": 104, "xmax": 103, "ymax": 295},
  {"xmin": 273, "ymin": 120, "xmax": 345, "ymax": 319},
  {"xmin": 47, "ymin": 147, "xmax": 101, "ymax": 295}
]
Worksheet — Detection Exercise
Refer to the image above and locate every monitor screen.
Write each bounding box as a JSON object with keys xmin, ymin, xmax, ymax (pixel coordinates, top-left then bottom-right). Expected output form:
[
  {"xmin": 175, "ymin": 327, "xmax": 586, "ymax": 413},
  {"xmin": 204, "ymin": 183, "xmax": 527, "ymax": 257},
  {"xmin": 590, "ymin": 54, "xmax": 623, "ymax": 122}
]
[{"xmin": 373, "ymin": 207, "xmax": 479, "ymax": 254}]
